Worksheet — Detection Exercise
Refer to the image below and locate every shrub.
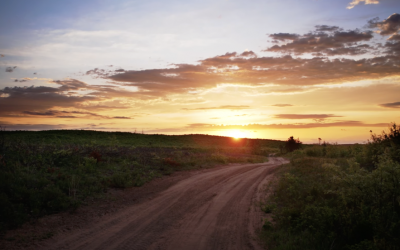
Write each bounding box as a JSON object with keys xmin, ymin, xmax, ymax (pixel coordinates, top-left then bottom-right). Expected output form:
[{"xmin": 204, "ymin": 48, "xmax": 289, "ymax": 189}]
[
  {"xmin": 285, "ymin": 136, "xmax": 302, "ymax": 152},
  {"xmin": 364, "ymin": 123, "xmax": 400, "ymax": 170},
  {"xmin": 262, "ymin": 125, "xmax": 400, "ymax": 250}
]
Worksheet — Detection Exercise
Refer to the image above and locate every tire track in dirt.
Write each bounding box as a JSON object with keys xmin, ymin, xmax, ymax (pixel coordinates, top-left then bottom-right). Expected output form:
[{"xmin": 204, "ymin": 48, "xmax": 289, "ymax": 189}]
[{"xmin": 42, "ymin": 157, "xmax": 288, "ymax": 250}]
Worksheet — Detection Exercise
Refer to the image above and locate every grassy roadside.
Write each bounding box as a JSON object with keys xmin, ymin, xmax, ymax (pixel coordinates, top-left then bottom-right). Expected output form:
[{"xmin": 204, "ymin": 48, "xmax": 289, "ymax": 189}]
[
  {"xmin": 0, "ymin": 130, "xmax": 281, "ymax": 234},
  {"xmin": 260, "ymin": 124, "xmax": 400, "ymax": 250}
]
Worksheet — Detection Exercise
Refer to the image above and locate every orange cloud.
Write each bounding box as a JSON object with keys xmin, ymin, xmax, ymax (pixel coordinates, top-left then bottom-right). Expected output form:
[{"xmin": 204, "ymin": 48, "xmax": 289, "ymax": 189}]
[
  {"xmin": 347, "ymin": 0, "xmax": 380, "ymax": 9},
  {"xmin": 186, "ymin": 121, "xmax": 388, "ymax": 130},
  {"xmin": 273, "ymin": 114, "xmax": 342, "ymax": 119},
  {"xmin": 271, "ymin": 104, "xmax": 293, "ymax": 107},
  {"xmin": 379, "ymin": 102, "xmax": 400, "ymax": 108},
  {"xmin": 182, "ymin": 105, "xmax": 250, "ymax": 111}
]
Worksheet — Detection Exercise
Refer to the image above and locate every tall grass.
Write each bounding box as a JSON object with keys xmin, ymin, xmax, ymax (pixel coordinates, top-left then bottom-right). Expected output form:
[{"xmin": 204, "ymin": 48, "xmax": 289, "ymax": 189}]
[
  {"xmin": 0, "ymin": 130, "xmax": 272, "ymax": 233},
  {"xmin": 261, "ymin": 124, "xmax": 400, "ymax": 250}
]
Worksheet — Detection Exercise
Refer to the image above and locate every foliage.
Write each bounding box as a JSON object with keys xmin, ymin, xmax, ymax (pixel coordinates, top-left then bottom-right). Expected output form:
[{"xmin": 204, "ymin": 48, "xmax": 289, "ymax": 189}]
[
  {"xmin": 0, "ymin": 130, "xmax": 273, "ymax": 233},
  {"xmin": 285, "ymin": 136, "xmax": 302, "ymax": 153},
  {"xmin": 364, "ymin": 123, "xmax": 400, "ymax": 170},
  {"xmin": 262, "ymin": 124, "xmax": 400, "ymax": 250}
]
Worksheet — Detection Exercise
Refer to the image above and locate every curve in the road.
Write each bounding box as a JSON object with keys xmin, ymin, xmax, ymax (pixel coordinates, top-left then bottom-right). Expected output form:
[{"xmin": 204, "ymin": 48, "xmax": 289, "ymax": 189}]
[{"xmin": 43, "ymin": 157, "xmax": 288, "ymax": 250}]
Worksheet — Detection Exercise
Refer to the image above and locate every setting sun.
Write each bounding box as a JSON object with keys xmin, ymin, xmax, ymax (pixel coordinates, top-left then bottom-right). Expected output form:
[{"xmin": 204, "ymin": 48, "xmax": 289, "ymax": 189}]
[
  {"xmin": 0, "ymin": 1, "xmax": 399, "ymax": 144},
  {"xmin": 229, "ymin": 130, "xmax": 246, "ymax": 139}
]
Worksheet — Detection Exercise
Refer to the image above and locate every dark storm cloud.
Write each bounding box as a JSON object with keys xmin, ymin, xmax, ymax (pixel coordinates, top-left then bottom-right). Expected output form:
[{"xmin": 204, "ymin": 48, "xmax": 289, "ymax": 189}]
[
  {"xmin": 266, "ymin": 28, "xmax": 374, "ymax": 56},
  {"xmin": 378, "ymin": 101, "xmax": 400, "ymax": 108},
  {"xmin": 274, "ymin": 114, "xmax": 342, "ymax": 119}
]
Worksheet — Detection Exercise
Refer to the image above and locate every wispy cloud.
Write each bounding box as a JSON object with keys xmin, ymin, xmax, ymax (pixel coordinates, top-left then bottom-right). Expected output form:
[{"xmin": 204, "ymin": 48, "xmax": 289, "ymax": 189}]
[
  {"xmin": 21, "ymin": 110, "xmax": 131, "ymax": 119},
  {"xmin": 347, "ymin": 0, "xmax": 380, "ymax": 9},
  {"xmin": 271, "ymin": 104, "xmax": 293, "ymax": 107},
  {"xmin": 186, "ymin": 121, "xmax": 388, "ymax": 130},
  {"xmin": 273, "ymin": 114, "xmax": 342, "ymax": 119},
  {"xmin": 81, "ymin": 15, "xmax": 400, "ymax": 99},
  {"xmin": 267, "ymin": 28, "xmax": 373, "ymax": 56},
  {"xmin": 5, "ymin": 66, "xmax": 17, "ymax": 73},
  {"xmin": 182, "ymin": 105, "xmax": 250, "ymax": 111},
  {"xmin": 379, "ymin": 101, "xmax": 400, "ymax": 108}
]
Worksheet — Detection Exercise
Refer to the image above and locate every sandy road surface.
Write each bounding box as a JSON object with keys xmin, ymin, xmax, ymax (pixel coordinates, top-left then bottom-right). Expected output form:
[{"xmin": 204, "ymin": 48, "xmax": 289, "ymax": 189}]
[{"xmin": 42, "ymin": 157, "xmax": 288, "ymax": 250}]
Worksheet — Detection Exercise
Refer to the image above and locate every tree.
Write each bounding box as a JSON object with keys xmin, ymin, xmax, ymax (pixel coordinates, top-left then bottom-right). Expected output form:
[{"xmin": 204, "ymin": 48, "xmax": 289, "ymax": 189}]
[{"xmin": 285, "ymin": 136, "xmax": 302, "ymax": 152}]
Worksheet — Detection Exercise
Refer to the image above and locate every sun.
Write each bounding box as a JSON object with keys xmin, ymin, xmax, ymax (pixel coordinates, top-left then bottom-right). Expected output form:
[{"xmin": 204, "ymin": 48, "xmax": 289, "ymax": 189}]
[{"xmin": 229, "ymin": 130, "xmax": 246, "ymax": 139}]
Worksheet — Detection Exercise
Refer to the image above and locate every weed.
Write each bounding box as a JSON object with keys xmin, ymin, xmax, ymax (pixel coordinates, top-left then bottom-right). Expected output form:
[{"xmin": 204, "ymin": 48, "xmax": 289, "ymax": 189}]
[
  {"xmin": 0, "ymin": 130, "xmax": 278, "ymax": 232},
  {"xmin": 261, "ymin": 126, "xmax": 400, "ymax": 250}
]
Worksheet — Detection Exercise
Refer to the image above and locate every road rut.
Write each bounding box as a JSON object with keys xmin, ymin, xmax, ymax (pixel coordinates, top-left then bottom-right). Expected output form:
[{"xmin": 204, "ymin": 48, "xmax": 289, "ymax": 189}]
[{"xmin": 43, "ymin": 157, "xmax": 288, "ymax": 250}]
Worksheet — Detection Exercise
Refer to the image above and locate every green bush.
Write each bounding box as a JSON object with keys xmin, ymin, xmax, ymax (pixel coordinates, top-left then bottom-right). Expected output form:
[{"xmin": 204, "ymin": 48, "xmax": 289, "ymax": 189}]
[
  {"xmin": 0, "ymin": 130, "xmax": 274, "ymax": 232},
  {"xmin": 262, "ymin": 126, "xmax": 400, "ymax": 250}
]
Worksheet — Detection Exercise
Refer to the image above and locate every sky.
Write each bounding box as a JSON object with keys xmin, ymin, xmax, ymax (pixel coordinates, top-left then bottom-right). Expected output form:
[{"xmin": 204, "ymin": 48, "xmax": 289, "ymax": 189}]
[{"xmin": 1, "ymin": 0, "xmax": 400, "ymax": 143}]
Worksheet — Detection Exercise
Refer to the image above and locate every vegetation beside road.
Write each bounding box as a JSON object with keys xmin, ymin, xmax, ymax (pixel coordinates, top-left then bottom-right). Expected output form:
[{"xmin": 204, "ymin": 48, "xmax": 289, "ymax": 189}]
[
  {"xmin": 0, "ymin": 130, "xmax": 280, "ymax": 233},
  {"xmin": 261, "ymin": 124, "xmax": 400, "ymax": 250}
]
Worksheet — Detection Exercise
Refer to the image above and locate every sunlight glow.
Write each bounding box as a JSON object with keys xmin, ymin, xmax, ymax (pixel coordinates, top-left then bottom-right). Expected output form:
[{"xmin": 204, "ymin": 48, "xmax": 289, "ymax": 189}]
[{"xmin": 228, "ymin": 130, "xmax": 246, "ymax": 139}]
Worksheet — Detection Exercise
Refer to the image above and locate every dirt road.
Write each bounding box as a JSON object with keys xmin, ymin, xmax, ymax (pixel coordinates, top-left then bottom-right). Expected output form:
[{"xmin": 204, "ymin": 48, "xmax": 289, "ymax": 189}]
[{"xmin": 42, "ymin": 157, "xmax": 287, "ymax": 250}]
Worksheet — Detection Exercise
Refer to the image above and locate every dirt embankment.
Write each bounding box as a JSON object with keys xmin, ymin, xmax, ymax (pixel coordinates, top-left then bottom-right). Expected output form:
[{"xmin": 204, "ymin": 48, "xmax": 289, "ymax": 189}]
[{"xmin": 2, "ymin": 157, "xmax": 288, "ymax": 250}]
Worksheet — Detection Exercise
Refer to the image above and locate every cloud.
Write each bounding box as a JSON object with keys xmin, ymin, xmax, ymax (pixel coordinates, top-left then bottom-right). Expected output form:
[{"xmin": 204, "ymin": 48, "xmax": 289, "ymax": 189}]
[
  {"xmin": 0, "ymin": 81, "xmax": 99, "ymax": 116},
  {"xmin": 80, "ymin": 15, "xmax": 400, "ymax": 99},
  {"xmin": 86, "ymin": 67, "xmax": 126, "ymax": 78},
  {"xmin": 368, "ymin": 13, "xmax": 400, "ymax": 35},
  {"xmin": 269, "ymin": 33, "xmax": 299, "ymax": 41},
  {"xmin": 379, "ymin": 101, "xmax": 400, "ymax": 108},
  {"xmin": 88, "ymin": 53, "xmax": 400, "ymax": 98},
  {"xmin": 21, "ymin": 110, "xmax": 131, "ymax": 119},
  {"xmin": 13, "ymin": 78, "xmax": 33, "ymax": 83},
  {"xmin": 6, "ymin": 66, "xmax": 17, "ymax": 73},
  {"xmin": 271, "ymin": 104, "xmax": 293, "ymax": 107},
  {"xmin": 112, "ymin": 116, "xmax": 131, "ymax": 119},
  {"xmin": 368, "ymin": 14, "xmax": 400, "ymax": 56},
  {"xmin": 347, "ymin": 0, "xmax": 380, "ymax": 9},
  {"xmin": 239, "ymin": 51, "xmax": 257, "ymax": 58},
  {"xmin": 266, "ymin": 27, "xmax": 374, "ymax": 56},
  {"xmin": 182, "ymin": 105, "xmax": 250, "ymax": 111},
  {"xmin": 388, "ymin": 34, "xmax": 400, "ymax": 41},
  {"xmin": 0, "ymin": 79, "xmax": 144, "ymax": 117},
  {"xmin": 315, "ymin": 25, "xmax": 340, "ymax": 32},
  {"xmin": 0, "ymin": 122, "xmax": 68, "ymax": 131},
  {"xmin": 186, "ymin": 121, "xmax": 388, "ymax": 130},
  {"xmin": 273, "ymin": 114, "xmax": 342, "ymax": 119}
]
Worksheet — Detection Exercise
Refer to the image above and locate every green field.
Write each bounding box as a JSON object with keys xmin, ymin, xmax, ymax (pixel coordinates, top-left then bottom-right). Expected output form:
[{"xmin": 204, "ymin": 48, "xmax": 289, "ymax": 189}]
[
  {"xmin": 0, "ymin": 129, "xmax": 282, "ymax": 233},
  {"xmin": 260, "ymin": 124, "xmax": 400, "ymax": 250}
]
